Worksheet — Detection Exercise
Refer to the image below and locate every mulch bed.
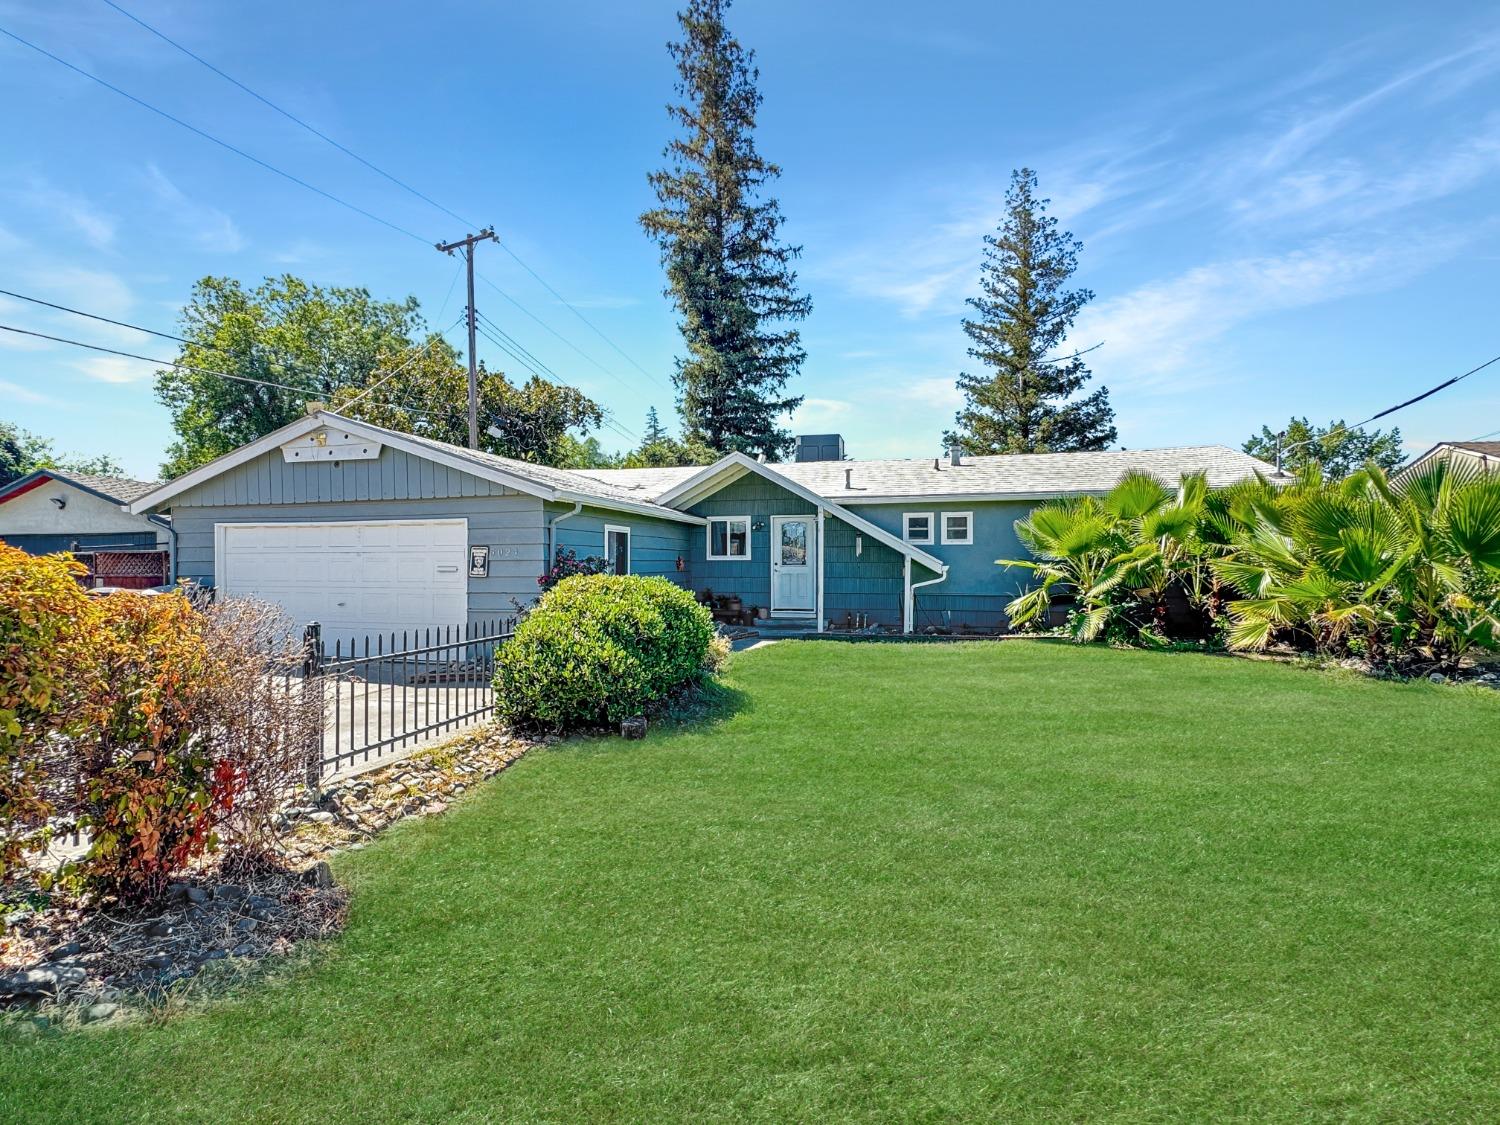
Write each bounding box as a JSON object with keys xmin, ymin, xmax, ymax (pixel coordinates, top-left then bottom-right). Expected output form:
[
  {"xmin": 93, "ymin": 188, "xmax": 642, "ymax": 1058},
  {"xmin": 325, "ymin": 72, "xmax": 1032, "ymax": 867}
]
[{"xmin": 1, "ymin": 722, "xmax": 538, "ymax": 1026}]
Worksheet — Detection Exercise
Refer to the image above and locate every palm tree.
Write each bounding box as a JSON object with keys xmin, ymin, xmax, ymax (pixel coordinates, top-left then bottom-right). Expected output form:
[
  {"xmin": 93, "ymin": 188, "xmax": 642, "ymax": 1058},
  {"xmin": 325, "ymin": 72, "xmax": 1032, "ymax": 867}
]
[
  {"xmin": 1000, "ymin": 471, "xmax": 1216, "ymax": 643},
  {"xmin": 1212, "ymin": 461, "xmax": 1500, "ymax": 670}
]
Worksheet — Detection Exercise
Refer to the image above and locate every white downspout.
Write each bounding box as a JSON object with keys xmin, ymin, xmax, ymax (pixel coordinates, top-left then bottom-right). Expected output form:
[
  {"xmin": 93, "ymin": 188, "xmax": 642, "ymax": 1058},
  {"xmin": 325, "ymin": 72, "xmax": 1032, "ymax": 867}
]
[
  {"xmin": 906, "ymin": 561, "xmax": 950, "ymax": 634},
  {"xmin": 546, "ymin": 501, "xmax": 584, "ymax": 578},
  {"xmin": 816, "ymin": 507, "xmax": 825, "ymax": 633}
]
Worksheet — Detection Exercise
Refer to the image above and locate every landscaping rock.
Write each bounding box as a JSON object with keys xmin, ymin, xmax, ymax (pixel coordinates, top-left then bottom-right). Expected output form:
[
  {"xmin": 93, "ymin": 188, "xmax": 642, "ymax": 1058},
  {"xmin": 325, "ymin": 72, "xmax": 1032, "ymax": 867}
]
[
  {"xmin": 1429, "ymin": 672, "xmax": 1447, "ymax": 684},
  {"xmin": 621, "ymin": 715, "xmax": 648, "ymax": 739},
  {"xmin": 185, "ymin": 886, "xmax": 209, "ymax": 905},
  {"xmin": 303, "ymin": 861, "xmax": 334, "ymax": 889},
  {"xmin": 82, "ymin": 1002, "xmax": 120, "ymax": 1023},
  {"xmin": 2, "ymin": 968, "xmax": 59, "ymax": 999},
  {"xmin": 47, "ymin": 941, "xmax": 82, "ymax": 960}
]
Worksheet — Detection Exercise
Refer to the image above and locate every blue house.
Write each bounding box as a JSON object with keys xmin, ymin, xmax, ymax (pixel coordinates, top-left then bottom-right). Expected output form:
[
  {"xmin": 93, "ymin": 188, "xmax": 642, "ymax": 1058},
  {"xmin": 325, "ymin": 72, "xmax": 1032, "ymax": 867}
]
[{"xmin": 128, "ymin": 410, "xmax": 1276, "ymax": 644}]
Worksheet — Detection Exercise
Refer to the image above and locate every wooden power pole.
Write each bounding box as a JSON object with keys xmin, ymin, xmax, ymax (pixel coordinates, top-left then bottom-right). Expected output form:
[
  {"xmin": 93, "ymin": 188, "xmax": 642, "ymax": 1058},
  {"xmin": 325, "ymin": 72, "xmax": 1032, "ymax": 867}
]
[{"xmin": 436, "ymin": 228, "xmax": 498, "ymax": 448}]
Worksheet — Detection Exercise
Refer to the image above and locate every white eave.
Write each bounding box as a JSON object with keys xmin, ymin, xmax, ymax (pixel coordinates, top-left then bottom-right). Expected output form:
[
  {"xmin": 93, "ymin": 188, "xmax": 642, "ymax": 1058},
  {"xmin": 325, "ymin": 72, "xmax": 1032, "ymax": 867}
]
[{"xmin": 656, "ymin": 452, "xmax": 945, "ymax": 572}]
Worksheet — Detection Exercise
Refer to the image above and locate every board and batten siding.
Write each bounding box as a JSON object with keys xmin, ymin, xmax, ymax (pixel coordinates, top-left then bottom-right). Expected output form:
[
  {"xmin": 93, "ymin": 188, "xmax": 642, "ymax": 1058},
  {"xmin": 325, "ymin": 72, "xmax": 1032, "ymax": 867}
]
[
  {"xmin": 165, "ymin": 444, "xmax": 546, "ymax": 622},
  {"xmin": 546, "ymin": 503, "xmax": 693, "ymax": 586}
]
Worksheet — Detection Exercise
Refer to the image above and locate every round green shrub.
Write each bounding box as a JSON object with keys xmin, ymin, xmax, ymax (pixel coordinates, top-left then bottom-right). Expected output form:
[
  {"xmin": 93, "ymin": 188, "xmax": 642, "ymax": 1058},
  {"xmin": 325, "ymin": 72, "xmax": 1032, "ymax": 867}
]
[{"xmin": 494, "ymin": 574, "xmax": 718, "ymax": 730}]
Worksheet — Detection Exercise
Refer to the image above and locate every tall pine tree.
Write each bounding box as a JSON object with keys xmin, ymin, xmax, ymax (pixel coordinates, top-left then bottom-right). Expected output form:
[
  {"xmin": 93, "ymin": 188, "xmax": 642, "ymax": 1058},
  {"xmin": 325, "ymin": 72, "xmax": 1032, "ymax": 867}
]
[
  {"xmin": 945, "ymin": 169, "xmax": 1116, "ymax": 455},
  {"xmin": 641, "ymin": 0, "xmax": 810, "ymax": 460},
  {"xmin": 642, "ymin": 405, "xmax": 669, "ymax": 445}
]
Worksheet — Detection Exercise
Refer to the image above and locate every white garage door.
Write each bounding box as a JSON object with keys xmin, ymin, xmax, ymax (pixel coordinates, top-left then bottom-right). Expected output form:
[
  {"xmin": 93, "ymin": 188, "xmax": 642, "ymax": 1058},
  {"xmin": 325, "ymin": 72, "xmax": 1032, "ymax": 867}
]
[{"xmin": 218, "ymin": 519, "xmax": 469, "ymax": 650}]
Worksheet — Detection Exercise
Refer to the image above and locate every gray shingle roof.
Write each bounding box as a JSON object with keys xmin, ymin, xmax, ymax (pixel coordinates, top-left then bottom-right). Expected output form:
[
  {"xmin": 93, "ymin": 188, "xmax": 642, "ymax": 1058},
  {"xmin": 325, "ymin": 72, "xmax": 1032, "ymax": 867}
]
[
  {"xmin": 38, "ymin": 471, "xmax": 161, "ymax": 505},
  {"xmin": 572, "ymin": 445, "xmax": 1278, "ymax": 503},
  {"xmin": 1447, "ymin": 441, "xmax": 1500, "ymax": 457},
  {"xmin": 390, "ymin": 430, "xmax": 696, "ymax": 516}
]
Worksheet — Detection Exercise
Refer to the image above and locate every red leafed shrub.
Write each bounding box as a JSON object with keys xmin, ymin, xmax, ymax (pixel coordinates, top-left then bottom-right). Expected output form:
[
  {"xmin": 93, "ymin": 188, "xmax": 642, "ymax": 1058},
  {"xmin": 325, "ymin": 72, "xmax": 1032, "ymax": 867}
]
[
  {"xmin": 72, "ymin": 593, "xmax": 225, "ymax": 901},
  {"xmin": 2, "ymin": 544, "xmax": 319, "ymax": 904}
]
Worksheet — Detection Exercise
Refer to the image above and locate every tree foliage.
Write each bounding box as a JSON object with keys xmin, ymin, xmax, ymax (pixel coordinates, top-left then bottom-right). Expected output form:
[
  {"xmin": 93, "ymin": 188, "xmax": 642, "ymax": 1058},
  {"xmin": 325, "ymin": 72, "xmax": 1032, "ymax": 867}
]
[
  {"xmin": 641, "ymin": 0, "xmax": 810, "ymax": 460},
  {"xmin": 0, "ymin": 420, "xmax": 122, "ymax": 487},
  {"xmin": 155, "ymin": 275, "xmax": 604, "ymax": 476},
  {"xmin": 622, "ymin": 407, "xmax": 718, "ymax": 468},
  {"xmin": 1243, "ymin": 417, "xmax": 1405, "ymax": 479},
  {"xmin": 946, "ymin": 169, "xmax": 1116, "ymax": 455}
]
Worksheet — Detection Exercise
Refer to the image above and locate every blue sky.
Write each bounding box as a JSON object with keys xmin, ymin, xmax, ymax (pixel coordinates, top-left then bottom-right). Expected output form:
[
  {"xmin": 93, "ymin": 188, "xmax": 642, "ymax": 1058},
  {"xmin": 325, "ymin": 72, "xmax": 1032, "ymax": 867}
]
[{"xmin": 3, "ymin": 0, "xmax": 1499, "ymax": 479}]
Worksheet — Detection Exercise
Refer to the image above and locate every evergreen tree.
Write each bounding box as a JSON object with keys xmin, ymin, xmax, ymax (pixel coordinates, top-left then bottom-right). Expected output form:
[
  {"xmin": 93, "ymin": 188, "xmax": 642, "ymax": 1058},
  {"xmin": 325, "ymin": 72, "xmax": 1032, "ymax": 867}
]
[
  {"xmin": 641, "ymin": 0, "xmax": 810, "ymax": 460},
  {"xmin": 1243, "ymin": 417, "xmax": 1404, "ymax": 478},
  {"xmin": 642, "ymin": 405, "xmax": 669, "ymax": 445},
  {"xmin": 944, "ymin": 169, "xmax": 1116, "ymax": 455}
]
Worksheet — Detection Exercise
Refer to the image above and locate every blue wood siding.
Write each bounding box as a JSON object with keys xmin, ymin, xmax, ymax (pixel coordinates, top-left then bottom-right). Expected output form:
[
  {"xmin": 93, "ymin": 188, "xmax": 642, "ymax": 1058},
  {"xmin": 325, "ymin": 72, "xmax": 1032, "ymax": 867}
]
[
  {"xmin": 685, "ymin": 473, "xmax": 816, "ymax": 611},
  {"xmin": 851, "ymin": 499, "xmax": 1036, "ymax": 631},
  {"xmin": 545, "ymin": 503, "xmax": 693, "ymax": 586},
  {"xmin": 683, "ymin": 472, "xmax": 911, "ymax": 627}
]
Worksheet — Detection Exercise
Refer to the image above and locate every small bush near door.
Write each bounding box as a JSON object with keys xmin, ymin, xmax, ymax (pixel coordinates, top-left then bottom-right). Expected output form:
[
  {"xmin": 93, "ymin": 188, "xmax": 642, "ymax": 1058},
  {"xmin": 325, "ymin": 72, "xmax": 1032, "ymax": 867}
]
[{"xmin": 494, "ymin": 574, "xmax": 719, "ymax": 731}]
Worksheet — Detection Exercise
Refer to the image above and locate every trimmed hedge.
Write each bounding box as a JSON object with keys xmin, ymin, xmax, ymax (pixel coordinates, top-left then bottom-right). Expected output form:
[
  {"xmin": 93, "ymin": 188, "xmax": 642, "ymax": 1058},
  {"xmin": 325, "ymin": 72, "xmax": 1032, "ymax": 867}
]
[{"xmin": 494, "ymin": 574, "xmax": 718, "ymax": 730}]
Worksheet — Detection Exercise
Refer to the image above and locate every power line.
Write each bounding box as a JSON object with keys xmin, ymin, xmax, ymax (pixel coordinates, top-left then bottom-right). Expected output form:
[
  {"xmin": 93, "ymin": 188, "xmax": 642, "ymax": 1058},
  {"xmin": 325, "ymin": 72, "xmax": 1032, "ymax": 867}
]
[
  {"xmin": 495, "ymin": 244, "xmax": 671, "ymax": 391},
  {"xmin": 99, "ymin": 0, "xmax": 474, "ymax": 232},
  {"xmin": 0, "ymin": 322, "xmax": 465, "ymax": 422},
  {"xmin": 1352, "ymin": 352, "xmax": 1500, "ymax": 429},
  {"xmin": 0, "ymin": 284, "xmax": 461, "ymax": 402},
  {"xmin": 96, "ymin": 0, "xmax": 670, "ymax": 394},
  {"xmin": 0, "ymin": 24, "xmax": 430, "ymax": 245}
]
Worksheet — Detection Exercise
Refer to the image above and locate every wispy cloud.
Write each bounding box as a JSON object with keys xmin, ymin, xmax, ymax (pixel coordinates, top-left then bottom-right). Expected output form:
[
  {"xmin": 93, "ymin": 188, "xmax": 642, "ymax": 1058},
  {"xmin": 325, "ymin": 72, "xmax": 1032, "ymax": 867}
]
[
  {"xmin": 141, "ymin": 164, "xmax": 246, "ymax": 252},
  {"xmin": 1071, "ymin": 231, "xmax": 1466, "ymax": 391},
  {"xmin": 73, "ymin": 354, "xmax": 158, "ymax": 384},
  {"xmin": 0, "ymin": 377, "xmax": 65, "ymax": 406},
  {"xmin": 16, "ymin": 176, "xmax": 116, "ymax": 249}
]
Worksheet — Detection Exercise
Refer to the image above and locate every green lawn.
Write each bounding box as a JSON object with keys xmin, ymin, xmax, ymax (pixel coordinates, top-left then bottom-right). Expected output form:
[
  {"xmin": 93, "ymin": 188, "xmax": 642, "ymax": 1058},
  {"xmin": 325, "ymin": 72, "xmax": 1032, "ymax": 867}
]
[{"xmin": 6, "ymin": 641, "xmax": 1500, "ymax": 1122}]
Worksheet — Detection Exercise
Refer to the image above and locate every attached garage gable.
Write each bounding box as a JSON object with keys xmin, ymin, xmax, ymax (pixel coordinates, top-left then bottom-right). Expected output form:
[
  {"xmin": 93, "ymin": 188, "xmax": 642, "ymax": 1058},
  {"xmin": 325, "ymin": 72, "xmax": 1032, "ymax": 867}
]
[{"xmin": 218, "ymin": 518, "xmax": 469, "ymax": 649}]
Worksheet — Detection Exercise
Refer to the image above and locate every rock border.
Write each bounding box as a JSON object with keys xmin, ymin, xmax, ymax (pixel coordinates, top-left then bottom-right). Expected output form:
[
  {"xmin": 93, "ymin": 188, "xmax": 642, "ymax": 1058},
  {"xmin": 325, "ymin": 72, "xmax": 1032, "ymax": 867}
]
[{"xmin": 1, "ymin": 722, "xmax": 537, "ymax": 1028}]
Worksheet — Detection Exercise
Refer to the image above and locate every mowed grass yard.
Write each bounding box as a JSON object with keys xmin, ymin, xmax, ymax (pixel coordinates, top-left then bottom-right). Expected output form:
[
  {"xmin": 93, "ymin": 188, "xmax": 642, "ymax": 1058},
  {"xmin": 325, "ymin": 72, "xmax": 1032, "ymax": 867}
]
[{"xmin": 6, "ymin": 640, "xmax": 1500, "ymax": 1122}]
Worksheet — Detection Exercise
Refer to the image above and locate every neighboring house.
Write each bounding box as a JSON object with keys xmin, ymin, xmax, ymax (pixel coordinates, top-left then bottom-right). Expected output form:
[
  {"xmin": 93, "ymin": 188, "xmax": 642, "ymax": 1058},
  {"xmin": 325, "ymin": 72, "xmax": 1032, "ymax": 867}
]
[
  {"xmin": 1398, "ymin": 441, "xmax": 1500, "ymax": 478},
  {"xmin": 127, "ymin": 410, "xmax": 1277, "ymax": 644},
  {"xmin": 0, "ymin": 469, "xmax": 170, "ymax": 587}
]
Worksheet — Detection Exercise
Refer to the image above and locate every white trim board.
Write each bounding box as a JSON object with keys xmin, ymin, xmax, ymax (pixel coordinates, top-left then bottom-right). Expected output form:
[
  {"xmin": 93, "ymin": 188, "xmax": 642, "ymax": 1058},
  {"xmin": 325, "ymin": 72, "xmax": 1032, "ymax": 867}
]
[{"xmin": 130, "ymin": 410, "xmax": 704, "ymax": 525}]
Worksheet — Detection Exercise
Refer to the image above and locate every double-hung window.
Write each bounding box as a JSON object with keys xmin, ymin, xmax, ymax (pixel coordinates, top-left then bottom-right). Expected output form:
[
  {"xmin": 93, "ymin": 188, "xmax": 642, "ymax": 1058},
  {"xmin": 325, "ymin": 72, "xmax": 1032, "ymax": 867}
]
[
  {"xmin": 706, "ymin": 516, "xmax": 751, "ymax": 560},
  {"xmin": 940, "ymin": 512, "xmax": 974, "ymax": 545},
  {"xmin": 903, "ymin": 512, "xmax": 934, "ymax": 544}
]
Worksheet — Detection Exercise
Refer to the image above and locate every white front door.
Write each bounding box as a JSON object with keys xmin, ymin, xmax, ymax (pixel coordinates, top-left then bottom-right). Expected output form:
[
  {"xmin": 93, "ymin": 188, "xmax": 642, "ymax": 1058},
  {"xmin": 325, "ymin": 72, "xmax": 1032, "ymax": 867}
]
[{"xmin": 770, "ymin": 515, "xmax": 817, "ymax": 615}]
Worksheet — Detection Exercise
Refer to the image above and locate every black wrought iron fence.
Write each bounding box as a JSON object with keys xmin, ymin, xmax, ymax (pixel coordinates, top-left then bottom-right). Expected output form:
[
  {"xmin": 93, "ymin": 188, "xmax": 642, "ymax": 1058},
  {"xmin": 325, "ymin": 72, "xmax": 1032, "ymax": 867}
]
[{"xmin": 300, "ymin": 617, "xmax": 515, "ymax": 783}]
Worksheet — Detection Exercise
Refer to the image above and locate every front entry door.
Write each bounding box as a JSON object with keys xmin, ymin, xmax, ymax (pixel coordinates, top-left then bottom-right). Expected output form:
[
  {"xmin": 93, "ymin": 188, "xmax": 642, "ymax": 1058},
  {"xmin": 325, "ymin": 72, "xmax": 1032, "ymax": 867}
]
[{"xmin": 770, "ymin": 515, "xmax": 817, "ymax": 615}]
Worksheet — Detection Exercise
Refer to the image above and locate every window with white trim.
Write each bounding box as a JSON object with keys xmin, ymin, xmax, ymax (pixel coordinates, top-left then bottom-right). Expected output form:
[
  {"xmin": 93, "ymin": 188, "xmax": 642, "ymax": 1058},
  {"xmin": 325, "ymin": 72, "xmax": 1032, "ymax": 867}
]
[
  {"xmin": 604, "ymin": 525, "xmax": 631, "ymax": 575},
  {"xmin": 940, "ymin": 512, "xmax": 973, "ymax": 545},
  {"xmin": 903, "ymin": 512, "xmax": 934, "ymax": 544},
  {"xmin": 706, "ymin": 516, "xmax": 751, "ymax": 560}
]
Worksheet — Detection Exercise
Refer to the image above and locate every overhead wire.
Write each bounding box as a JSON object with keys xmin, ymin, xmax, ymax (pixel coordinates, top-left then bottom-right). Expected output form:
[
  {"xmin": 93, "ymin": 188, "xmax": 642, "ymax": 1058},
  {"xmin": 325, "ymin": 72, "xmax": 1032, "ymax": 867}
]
[{"xmin": 91, "ymin": 1, "xmax": 671, "ymax": 393}]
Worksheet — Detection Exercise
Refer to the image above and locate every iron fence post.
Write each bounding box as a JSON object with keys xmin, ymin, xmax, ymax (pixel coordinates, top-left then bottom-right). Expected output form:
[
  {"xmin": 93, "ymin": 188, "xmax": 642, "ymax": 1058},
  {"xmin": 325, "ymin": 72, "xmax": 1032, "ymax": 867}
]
[{"xmin": 302, "ymin": 621, "xmax": 325, "ymax": 791}]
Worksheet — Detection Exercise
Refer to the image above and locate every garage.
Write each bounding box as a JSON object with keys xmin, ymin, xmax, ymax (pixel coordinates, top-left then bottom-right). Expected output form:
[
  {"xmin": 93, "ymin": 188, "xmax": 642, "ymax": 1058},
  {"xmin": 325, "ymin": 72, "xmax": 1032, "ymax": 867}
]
[{"xmin": 216, "ymin": 518, "xmax": 469, "ymax": 649}]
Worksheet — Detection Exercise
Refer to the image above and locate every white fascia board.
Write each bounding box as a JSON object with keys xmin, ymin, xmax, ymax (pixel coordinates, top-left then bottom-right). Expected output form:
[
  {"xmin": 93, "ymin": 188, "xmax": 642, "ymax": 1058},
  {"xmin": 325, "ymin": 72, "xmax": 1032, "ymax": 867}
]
[
  {"xmin": 653, "ymin": 456, "xmax": 752, "ymax": 508},
  {"xmin": 837, "ymin": 489, "xmax": 1109, "ymax": 505},
  {"xmin": 556, "ymin": 491, "xmax": 706, "ymax": 525},
  {"xmin": 128, "ymin": 413, "xmax": 328, "ymax": 514},
  {"xmin": 663, "ymin": 452, "xmax": 946, "ymax": 572}
]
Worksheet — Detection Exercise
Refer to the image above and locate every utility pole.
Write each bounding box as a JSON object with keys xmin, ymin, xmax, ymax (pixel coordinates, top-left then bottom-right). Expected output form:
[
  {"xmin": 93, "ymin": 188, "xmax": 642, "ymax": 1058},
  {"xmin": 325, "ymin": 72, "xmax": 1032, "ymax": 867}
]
[{"xmin": 436, "ymin": 228, "xmax": 497, "ymax": 448}]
